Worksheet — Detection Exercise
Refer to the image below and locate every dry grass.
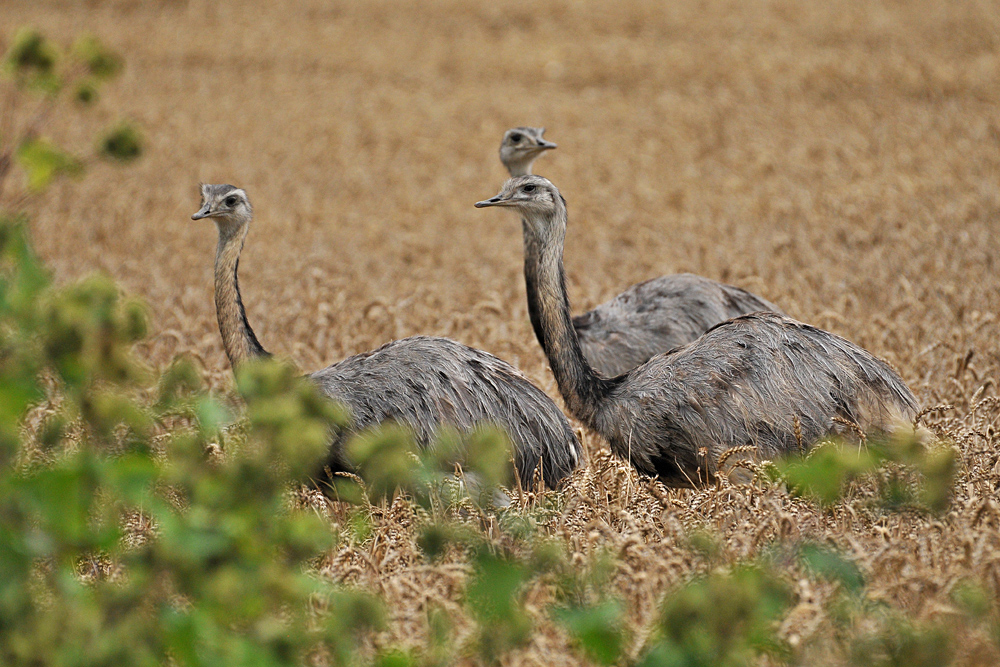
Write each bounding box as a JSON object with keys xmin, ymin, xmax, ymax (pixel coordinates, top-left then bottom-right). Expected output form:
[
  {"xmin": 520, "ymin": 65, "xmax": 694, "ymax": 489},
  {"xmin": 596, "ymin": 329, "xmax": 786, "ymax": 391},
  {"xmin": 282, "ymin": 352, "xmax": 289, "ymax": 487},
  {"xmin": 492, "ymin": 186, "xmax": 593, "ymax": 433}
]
[{"xmin": 6, "ymin": 0, "xmax": 1000, "ymax": 663}]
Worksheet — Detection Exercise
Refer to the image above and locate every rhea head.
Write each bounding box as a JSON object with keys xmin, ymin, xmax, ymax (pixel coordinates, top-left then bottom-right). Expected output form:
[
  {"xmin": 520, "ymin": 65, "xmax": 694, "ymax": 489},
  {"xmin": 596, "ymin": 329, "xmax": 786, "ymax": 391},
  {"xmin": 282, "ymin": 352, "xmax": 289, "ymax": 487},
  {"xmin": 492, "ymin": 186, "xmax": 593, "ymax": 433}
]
[
  {"xmin": 476, "ymin": 174, "xmax": 562, "ymax": 216},
  {"xmin": 499, "ymin": 127, "xmax": 557, "ymax": 176},
  {"xmin": 191, "ymin": 184, "xmax": 252, "ymax": 239}
]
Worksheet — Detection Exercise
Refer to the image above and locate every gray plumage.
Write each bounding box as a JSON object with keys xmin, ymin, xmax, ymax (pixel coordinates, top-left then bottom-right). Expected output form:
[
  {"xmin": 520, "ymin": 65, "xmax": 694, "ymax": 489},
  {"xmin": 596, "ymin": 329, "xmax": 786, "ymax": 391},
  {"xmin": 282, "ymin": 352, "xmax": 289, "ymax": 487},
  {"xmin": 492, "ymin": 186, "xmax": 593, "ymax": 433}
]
[
  {"xmin": 570, "ymin": 276, "xmax": 783, "ymax": 378},
  {"xmin": 309, "ymin": 336, "xmax": 581, "ymax": 488},
  {"xmin": 476, "ymin": 176, "xmax": 919, "ymax": 486},
  {"xmin": 193, "ymin": 183, "xmax": 581, "ymax": 490},
  {"xmin": 498, "ymin": 127, "xmax": 784, "ymax": 378},
  {"xmin": 499, "ymin": 127, "xmax": 557, "ymax": 178}
]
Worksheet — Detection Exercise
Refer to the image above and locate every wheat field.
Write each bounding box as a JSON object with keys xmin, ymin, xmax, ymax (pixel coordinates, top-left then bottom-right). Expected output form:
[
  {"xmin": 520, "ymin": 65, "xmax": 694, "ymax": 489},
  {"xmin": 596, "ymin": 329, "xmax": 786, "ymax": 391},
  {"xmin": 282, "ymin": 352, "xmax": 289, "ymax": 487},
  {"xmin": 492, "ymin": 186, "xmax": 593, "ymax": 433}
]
[{"xmin": 6, "ymin": 0, "xmax": 1000, "ymax": 663}]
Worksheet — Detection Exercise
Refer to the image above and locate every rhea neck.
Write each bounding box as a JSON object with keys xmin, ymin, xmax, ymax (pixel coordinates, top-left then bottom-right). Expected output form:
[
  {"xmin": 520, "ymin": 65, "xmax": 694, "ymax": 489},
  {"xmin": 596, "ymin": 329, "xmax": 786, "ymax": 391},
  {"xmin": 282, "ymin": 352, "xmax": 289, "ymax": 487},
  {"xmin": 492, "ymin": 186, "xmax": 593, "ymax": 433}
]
[
  {"xmin": 520, "ymin": 199, "xmax": 612, "ymax": 425},
  {"xmin": 213, "ymin": 215, "xmax": 269, "ymax": 369},
  {"xmin": 505, "ymin": 155, "xmax": 536, "ymax": 178}
]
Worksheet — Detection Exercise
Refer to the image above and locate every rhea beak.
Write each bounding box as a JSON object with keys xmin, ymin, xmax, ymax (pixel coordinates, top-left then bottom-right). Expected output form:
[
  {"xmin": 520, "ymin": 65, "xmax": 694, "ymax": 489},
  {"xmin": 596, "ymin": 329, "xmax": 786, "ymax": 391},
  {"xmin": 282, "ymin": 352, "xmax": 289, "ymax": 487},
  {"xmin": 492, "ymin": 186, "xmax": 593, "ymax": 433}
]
[
  {"xmin": 191, "ymin": 204, "xmax": 212, "ymax": 220},
  {"xmin": 474, "ymin": 196, "xmax": 511, "ymax": 208},
  {"xmin": 537, "ymin": 139, "xmax": 557, "ymax": 150}
]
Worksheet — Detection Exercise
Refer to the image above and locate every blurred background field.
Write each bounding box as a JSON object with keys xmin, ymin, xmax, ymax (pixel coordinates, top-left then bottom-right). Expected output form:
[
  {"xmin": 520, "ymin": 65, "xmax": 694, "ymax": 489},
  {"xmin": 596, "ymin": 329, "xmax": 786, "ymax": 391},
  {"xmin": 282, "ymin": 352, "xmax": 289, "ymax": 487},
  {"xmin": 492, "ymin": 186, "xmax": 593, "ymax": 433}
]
[{"xmin": 4, "ymin": 0, "xmax": 1000, "ymax": 664}]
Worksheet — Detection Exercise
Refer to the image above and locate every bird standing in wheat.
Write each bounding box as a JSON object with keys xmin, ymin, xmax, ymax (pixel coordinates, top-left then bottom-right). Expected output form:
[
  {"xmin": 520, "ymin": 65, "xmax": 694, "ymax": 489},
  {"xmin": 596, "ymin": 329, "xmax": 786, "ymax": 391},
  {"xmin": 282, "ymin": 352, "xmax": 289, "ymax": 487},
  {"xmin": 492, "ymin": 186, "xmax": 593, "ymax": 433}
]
[
  {"xmin": 193, "ymin": 183, "xmax": 581, "ymax": 489},
  {"xmin": 476, "ymin": 175, "xmax": 918, "ymax": 485},
  {"xmin": 498, "ymin": 127, "xmax": 783, "ymax": 377}
]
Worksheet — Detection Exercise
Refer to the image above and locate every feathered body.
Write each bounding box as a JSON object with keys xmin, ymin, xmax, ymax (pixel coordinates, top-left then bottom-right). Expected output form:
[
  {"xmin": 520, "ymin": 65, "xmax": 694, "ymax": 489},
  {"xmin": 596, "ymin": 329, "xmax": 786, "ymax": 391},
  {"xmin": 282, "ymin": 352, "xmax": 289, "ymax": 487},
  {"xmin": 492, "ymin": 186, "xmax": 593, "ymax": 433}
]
[
  {"xmin": 568, "ymin": 274, "xmax": 782, "ymax": 377},
  {"xmin": 499, "ymin": 127, "xmax": 784, "ymax": 377},
  {"xmin": 591, "ymin": 312, "xmax": 917, "ymax": 484},
  {"xmin": 309, "ymin": 335, "xmax": 580, "ymax": 486},
  {"xmin": 477, "ymin": 175, "xmax": 918, "ymax": 485},
  {"xmin": 194, "ymin": 184, "xmax": 581, "ymax": 490}
]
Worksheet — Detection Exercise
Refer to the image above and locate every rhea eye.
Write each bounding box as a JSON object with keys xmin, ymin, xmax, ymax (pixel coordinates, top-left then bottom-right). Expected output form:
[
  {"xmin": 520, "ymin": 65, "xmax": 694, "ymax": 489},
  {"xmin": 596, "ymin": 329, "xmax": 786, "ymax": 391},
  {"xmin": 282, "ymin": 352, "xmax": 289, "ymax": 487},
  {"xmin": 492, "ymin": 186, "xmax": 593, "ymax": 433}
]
[
  {"xmin": 224, "ymin": 196, "xmax": 238, "ymax": 207},
  {"xmin": 509, "ymin": 132, "xmax": 523, "ymax": 143},
  {"xmin": 522, "ymin": 184, "xmax": 536, "ymax": 193}
]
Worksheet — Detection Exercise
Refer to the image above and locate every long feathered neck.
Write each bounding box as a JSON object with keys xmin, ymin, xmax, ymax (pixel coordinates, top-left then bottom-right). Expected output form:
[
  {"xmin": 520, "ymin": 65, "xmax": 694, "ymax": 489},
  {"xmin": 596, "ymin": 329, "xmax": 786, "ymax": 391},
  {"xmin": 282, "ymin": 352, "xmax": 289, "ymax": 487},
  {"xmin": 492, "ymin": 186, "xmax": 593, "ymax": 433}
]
[
  {"xmin": 214, "ymin": 222, "xmax": 269, "ymax": 370},
  {"xmin": 506, "ymin": 156, "xmax": 535, "ymax": 178},
  {"xmin": 521, "ymin": 202, "xmax": 611, "ymax": 426},
  {"xmin": 507, "ymin": 161, "xmax": 529, "ymax": 178}
]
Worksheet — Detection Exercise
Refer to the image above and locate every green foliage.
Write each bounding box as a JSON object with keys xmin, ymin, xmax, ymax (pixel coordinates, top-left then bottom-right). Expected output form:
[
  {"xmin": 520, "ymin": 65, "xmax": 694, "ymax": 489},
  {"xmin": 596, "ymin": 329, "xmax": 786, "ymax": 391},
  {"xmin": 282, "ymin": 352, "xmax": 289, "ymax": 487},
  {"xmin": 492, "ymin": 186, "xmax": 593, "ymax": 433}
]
[
  {"xmin": 73, "ymin": 34, "xmax": 123, "ymax": 81},
  {"xmin": 775, "ymin": 440, "xmax": 879, "ymax": 506},
  {"xmin": 798, "ymin": 542, "xmax": 865, "ymax": 595},
  {"xmin": 3, "ymin": 27, "xmax": 59, "ymax": 92},
  {"xmin": 686, "ymin": 528, "xmax": 723, "ymax": 565},
  {"xmin": 342, "ymin": 423, "xmax": 513, "ymax": 511},
  {"xmin": 99, "ymin": 121, "xmax": 143, "ymax": 162},
  {"xmin": 417, "ymin": 521, "xmax": 477, "ymax": 562},
  {"xmin": 1, "ymin": 27, "xmax": 141, "ymax": 205},
  {"xmin": 236, "ymin": 358, "xmax": 349, "ymax": 481},
  {"xmin": 15, "ymin": 136, "xmax": 83, "ymax": 191},
  {"xmin": 74, "ymin": 77, "xmax": 99, "ymax": 104},
  {"xmin": 346, "ymin": 423, "xmax": 424, "ymax": 500},
  {"xmin": 638, "ymin": 564, "xmax": 793, "ymax": 667},
  {"xmin": 40, "ymin": 274, "xmax": 147, "ymax": 390},
  {"xmin": 950, "ymin": 578, "xmax": 992, "ymax": 622},
  {"xmin": 842, "ymin": 612, "xmax": 953, "ymax": 667},
  {"xmin": 773, "ymin": 431, "xmax": 957, "ymax": 512},
  {"xmin": 372, "ymin": 650, "xmax": 419, "ymax": 667},
  {"xmin": 0, "ymin": 215, "xmax": 381, "ymax": 666},
  {"xmin": 465, "ymin": 547, "xmax": 533, "ymax": 662},
  {"xmin": 553, "ymin": 600, "xmax": 627, "ymax": 666},
  {"xmin": 0, "ymin": 216, "xmax": 48, "ymax": 458}
]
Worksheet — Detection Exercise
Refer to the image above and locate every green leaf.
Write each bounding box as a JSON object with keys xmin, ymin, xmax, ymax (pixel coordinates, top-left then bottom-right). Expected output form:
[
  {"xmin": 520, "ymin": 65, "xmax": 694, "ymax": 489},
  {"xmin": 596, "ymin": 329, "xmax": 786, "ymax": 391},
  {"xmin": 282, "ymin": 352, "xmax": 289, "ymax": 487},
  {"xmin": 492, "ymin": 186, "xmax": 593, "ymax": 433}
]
[
  {"xmin": 799, "ymin": 542, "xmax": 865, "ymax": 595},
  {"xmin": 917, "ymin": 446, "xmax": 956, "ymax": 513},
  {"xmin": 950, "ymin": 579, "xmax": 992, "ymax": 621},
  {"xmin": 346, "ymin": 424, "xmax": 421, "ymax": 500},
  {"xmin": 3, "ymin": 27, "xmax": 61, "ymax": 92},
  {"xmin": 777, "ymin": 440, "xmax": 880, "ymax": 506},
  {"xmin": 18, "ymin": 451, "xmax": 119, "ymax": 553},
  {"xmin": 99, "ymin": 121, "xmax": 143, "ymax": 162},
  {"xmin": 463, "ymin": 426, "xmax": 513, "ymax": 490},
  {"xmin": 554, "ymin": 600, "xmax": 627, "ymax": 665},
  {"xmin": 72, "ymin": 34, "xmax": 123, "ymax": 80},
  {"xmin": 74, "ymin": 78, "xmax": 99, "ymax": 104},
  {"xmin": 466, "ymin": 549, "xmax": 532, "ymax": 661},
  {"xmin": 372, "ymin": 649, "xmax": 417, "ymax": 667},
  {"xmin": 15, "ymin": 137, "xmax": 83, "ymax": 192},
  {"xmin": 641, "ymin": 564, "xmax": 793, "ymax": 667}
]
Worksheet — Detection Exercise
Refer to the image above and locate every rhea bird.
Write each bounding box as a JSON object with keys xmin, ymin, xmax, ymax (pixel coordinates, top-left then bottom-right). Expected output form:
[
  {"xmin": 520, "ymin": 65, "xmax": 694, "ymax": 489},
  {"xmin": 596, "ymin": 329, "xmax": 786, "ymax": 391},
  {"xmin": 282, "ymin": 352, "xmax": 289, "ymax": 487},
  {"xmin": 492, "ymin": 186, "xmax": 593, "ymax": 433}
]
[
  {"xmin": 498, "ymin": 126, "xmax": 784, "ymax": 378},
  {"xmin": 499, "ymin": 127, "xmax": 558, "ymax": 178},
  {"xmin": 475, "ymin": 175, "xmax": 918, "ymax": 485},
  {"xmin": 192, "ymin": 183, "xmax": 582, "ymax": 490}
]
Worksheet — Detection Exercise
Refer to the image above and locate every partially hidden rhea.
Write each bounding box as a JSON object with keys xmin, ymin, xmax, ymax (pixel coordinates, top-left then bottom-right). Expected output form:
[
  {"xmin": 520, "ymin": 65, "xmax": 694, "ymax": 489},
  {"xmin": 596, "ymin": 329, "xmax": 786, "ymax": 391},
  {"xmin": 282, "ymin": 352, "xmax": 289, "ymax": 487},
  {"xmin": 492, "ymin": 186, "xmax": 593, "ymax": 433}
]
[
  {"xmin": 499, "ymin": 127, "xmax": 783, "ymax": 377},
  {"xmin": 193, "ymin": 184, "xmax": 581, "ymax": 490},
  {"xmin": 476, "ymin": 175, "xmax": 919, "ymax": 485}
]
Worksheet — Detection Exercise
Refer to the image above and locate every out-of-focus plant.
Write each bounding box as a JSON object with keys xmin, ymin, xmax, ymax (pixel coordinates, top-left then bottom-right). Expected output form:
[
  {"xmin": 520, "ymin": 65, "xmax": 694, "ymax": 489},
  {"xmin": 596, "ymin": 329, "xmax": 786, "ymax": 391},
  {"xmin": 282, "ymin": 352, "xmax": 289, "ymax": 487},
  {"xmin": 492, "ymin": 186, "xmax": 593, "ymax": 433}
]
[
  {"xmin": 339, "ymin": 422, "xmax": 513, "ymax": 512},
  {"xmin": 554, "ymin": 600, "xmax": 628, "ymax": 666},
  {"xmin": 465, "ymin": 546, "xmax": 534, "ymax": 663},
  {"xmin": 768, "ymin": 430, "xmax": 956, "ymax": 512},
  {"xmin": 830, "ymin": 599, "xmax": 954, "ymax": 667},
  {"xmin": 0, "ymin": 27, "xmax": 143, "ymax": 207},
  {"xmin": 637, "ymin": 563, "xmax": 793, "ymax": 667},
  {"xmin": 0, "ymin": 214, "xmax": 382, "ymax": 666}
]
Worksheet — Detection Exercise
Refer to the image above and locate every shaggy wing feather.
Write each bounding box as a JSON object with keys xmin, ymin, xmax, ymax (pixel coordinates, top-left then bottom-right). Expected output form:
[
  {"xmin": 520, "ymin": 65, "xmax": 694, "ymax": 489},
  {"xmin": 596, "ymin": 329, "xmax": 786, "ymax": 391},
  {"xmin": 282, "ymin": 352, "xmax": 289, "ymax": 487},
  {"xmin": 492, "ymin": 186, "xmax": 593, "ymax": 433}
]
[
  {"xmin": 309, "ymin": 336, "xmax": 581, "ymax": 489},
  {"xmin": 574, "ymin": 273, "xmax": 783, "ymax": 377},
  {"xmin": 595, "ymin": 312, "xmax": 917, "ymax": 486}
]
